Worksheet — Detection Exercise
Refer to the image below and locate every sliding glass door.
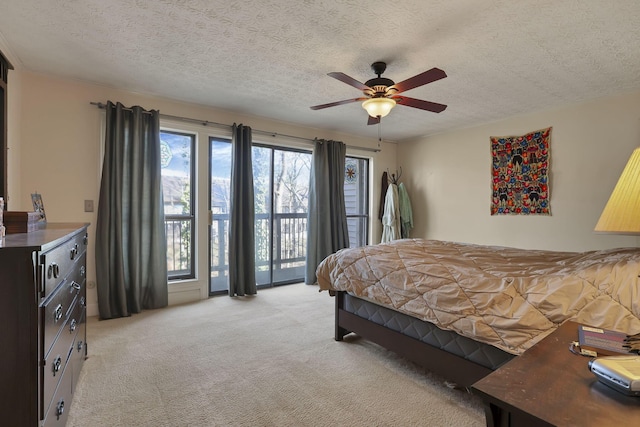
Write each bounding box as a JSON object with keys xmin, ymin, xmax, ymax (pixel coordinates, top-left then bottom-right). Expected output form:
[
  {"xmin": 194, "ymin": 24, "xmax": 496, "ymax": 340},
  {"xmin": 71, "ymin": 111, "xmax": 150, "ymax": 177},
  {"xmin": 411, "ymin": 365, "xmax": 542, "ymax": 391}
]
[
  {"xmin": 265, "ymin": 146, "xmax": 311, "ymax": 284},
  {"xmin": 208, "ymin": 138, "xmax": 311, "ymax": 294}
]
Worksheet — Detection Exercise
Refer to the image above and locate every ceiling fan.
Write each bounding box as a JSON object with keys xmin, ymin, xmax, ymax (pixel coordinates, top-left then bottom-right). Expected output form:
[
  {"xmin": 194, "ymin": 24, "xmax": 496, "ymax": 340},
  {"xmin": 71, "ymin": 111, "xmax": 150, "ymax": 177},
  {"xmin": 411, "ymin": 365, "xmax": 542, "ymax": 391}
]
[{"xmin": 310, "ymin": 61, "xmax": 447, "ymax": 125}]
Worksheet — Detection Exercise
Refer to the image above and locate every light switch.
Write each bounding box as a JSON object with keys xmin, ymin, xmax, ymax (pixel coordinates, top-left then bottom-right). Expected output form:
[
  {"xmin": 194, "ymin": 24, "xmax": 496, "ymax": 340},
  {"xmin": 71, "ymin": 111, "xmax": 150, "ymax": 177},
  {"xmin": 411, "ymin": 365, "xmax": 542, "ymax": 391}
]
[{"xmin": 84, "ymin": 200, "xmax": 94, "ymax": 212}]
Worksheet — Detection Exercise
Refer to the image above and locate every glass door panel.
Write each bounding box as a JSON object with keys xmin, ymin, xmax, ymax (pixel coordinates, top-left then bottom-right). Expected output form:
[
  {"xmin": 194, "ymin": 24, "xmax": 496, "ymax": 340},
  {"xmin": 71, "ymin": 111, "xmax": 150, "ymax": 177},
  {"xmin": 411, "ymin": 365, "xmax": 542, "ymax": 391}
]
[
  {"xmin": 272, "ymin": 149, "xmax": 311, "ymax": 284},
  {"xmin": 209, "ymin": 138, "xmax": 232, "ymax": 293},
  {"xmin": 252, "ymin": 146, "xmax": 273, "ymax": 287}
]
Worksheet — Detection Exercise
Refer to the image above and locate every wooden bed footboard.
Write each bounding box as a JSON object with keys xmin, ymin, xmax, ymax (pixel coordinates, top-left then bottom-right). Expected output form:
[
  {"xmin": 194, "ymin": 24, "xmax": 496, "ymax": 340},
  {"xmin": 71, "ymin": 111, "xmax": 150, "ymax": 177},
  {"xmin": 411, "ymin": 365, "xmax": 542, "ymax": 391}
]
[{"xmin": 334, "ymin": 291, "xmax": 493, "ymax": 388}]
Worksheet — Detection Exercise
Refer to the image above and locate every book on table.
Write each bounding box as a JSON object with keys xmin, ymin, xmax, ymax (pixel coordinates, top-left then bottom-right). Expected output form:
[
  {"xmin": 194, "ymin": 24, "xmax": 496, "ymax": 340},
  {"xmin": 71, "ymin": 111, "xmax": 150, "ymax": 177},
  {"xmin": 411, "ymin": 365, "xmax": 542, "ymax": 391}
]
[{"xmin": 578, "ymin": 325, "xmax": 635, "ymax": 357}]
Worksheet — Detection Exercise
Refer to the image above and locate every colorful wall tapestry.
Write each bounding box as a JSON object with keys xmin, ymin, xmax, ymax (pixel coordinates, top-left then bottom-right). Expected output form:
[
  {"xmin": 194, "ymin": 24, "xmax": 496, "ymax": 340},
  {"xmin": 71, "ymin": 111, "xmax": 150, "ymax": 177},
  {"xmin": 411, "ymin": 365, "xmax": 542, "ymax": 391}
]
[{"xmin": 491, "ymin": 127, "xmax": 551, "ymax": 215}]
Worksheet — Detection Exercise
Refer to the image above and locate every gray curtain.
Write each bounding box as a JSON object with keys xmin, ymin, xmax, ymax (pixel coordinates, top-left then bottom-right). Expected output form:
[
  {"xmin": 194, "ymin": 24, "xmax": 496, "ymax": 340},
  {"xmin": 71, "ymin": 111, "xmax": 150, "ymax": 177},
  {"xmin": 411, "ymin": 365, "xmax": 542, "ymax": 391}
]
[
  {"xmin": 305, "ymin": 139, "xmax": 349, "ymax": 284},
  {"xmin": 229, "ymin": 123, "xmax": 257, "ymax": 296},
  {"xmin": 95, "ymin": 101, "xmax": 168, "ymax": 319}
]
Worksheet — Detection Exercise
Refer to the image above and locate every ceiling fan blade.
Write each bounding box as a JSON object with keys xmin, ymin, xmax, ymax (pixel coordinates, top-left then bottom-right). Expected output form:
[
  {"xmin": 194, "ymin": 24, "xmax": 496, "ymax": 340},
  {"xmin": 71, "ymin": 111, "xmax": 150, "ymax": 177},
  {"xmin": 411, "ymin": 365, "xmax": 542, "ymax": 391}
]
[
  {"xmin": 367, "ymin": 115, "xmax": 380, "ymax": 126},
  {"xmin": 328, "ymin": 72, "xmax": 372, "ymax": 92},
  {"xmin": 389, "ymin": 68, "xmax": 447, "ymax": 94},
  {"xmin": 310, "ymin": 97, "xmax": 367, "ymax": 110},
  {"xmin": 393, "ymin": 96, "xmax": 447, "ymax": 113}
]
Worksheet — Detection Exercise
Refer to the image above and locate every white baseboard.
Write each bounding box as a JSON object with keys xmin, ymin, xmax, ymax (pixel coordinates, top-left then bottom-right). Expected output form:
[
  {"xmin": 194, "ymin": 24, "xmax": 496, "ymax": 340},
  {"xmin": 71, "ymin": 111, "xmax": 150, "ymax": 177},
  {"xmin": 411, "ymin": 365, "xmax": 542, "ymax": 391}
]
[
  {"xmin": 85, "ymin": 280, "xmax": 208, "ymax": 318},
  {"xmin": 86, "ymin": 303, "xmax": 99, "ymax": 318}
]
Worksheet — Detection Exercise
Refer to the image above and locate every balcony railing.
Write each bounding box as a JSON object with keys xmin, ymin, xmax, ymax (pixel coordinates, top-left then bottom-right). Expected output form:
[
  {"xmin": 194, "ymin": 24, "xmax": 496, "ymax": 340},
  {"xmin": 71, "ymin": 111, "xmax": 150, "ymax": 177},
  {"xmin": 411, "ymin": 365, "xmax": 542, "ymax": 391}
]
[
  {"xmin": 167, "ymin": 213, "xmax": 308, "ymax": 291},
  {"xmin": 210, "ymin": 212, "xmax": 308, "ymax": 291},
  {"xmin": 167, "ymin": 212, "xmax": 366, "ymax": 292},
  {"xmin": 165, "ymin": 216, "xmax": 193, "ymax": 279}
]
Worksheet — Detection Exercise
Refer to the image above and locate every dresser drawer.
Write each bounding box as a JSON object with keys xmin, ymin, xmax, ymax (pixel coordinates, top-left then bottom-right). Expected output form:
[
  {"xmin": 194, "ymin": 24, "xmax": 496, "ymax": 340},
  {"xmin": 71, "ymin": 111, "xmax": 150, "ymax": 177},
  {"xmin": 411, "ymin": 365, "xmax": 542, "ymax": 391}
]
[
  {"xmin": 42, "ymin": 316, "xmax": 74, "ymax": 420},
  {"xmin": 43, "ymin": 291, "xmax": 85, "ymax": 417},
  {"xmin": 43, "ymin": 359, "xmax": 73, "ymax": 427},
  {"xmin": 40, "ymin": 230, "xmax": 88, "ymax": 297},
  {"xmin": 70, "ymin": 308, "xmax": 86, "ymax": 394},
  {"xmin": 42, "ymin": 253, "xmax": 86, "ymax": 356},
  {"xmin": 66, "ymin": 291, "xmax": 85, "ymax": 344}
]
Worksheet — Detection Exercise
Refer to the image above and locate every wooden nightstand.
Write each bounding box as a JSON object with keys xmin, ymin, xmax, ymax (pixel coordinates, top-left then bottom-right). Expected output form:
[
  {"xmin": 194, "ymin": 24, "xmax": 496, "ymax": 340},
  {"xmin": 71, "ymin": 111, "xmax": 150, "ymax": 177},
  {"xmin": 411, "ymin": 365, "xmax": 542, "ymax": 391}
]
[{"xmin": 472, "ymin": 321, "xmax": 640, "ymax": 426}]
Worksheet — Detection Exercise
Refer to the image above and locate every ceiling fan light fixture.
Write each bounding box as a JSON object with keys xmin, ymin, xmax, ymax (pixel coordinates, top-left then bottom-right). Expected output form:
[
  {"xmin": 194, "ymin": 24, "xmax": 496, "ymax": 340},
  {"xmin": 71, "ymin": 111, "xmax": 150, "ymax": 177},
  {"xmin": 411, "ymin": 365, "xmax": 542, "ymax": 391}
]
[{"xmin": 362, "ymin": 97, "xmax": 396, "ymax": 118}]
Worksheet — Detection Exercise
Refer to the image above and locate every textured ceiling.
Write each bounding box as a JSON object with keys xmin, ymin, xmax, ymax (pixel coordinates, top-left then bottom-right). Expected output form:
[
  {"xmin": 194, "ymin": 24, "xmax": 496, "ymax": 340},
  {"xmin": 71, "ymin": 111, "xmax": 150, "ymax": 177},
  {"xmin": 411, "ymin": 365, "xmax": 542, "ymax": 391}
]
[{"xmin": 1, "ymin": 0, "xmax": 640, "ymax": 142}]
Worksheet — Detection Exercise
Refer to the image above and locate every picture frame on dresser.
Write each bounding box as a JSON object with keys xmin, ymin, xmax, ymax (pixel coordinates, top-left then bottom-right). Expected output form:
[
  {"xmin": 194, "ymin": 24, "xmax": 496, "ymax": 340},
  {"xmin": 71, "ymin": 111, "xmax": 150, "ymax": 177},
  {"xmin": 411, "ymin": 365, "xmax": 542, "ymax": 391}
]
[{"xmin": 31, "ymin": 192, "xmax": 47, "ymax": 222}]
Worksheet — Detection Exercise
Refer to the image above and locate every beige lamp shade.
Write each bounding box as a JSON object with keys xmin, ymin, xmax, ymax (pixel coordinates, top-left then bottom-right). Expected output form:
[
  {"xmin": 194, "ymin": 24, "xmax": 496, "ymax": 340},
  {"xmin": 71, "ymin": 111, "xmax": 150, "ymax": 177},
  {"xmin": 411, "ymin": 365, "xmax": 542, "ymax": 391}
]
[{"xmin": 595, "ymin": 147, "xmax": 640, "ymax": 234}]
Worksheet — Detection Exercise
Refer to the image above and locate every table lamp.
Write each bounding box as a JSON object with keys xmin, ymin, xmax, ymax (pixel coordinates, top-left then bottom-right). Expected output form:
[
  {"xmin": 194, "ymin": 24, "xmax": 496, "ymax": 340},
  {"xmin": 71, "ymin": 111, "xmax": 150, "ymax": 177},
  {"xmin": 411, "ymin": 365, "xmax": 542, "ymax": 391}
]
[{"xmin": 595, "ymin": 147, "xmax": 640, "ymax": 234}]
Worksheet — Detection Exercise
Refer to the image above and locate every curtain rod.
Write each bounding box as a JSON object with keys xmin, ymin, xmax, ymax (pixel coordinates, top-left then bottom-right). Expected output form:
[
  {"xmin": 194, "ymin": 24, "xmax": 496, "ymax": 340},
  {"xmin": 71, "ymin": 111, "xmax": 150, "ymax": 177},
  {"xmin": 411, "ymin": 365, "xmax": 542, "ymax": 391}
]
[{"xmin": 90, "ymin": 101, "xmax": 380, "ymax": 153}]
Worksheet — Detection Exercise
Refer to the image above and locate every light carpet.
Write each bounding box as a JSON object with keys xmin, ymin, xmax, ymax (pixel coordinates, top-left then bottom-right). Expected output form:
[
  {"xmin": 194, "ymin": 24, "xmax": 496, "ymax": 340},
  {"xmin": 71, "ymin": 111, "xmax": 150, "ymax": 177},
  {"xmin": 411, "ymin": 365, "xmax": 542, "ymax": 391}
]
[{"xmin": 67, "ymin": 284, "xmax": 485, "ymax": 426}]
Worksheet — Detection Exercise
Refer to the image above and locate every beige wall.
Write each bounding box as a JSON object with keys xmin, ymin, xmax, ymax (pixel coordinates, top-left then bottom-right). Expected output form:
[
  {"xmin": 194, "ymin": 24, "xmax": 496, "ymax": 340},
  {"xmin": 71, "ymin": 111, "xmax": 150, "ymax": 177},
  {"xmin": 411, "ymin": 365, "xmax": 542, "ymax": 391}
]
[
  {"xmin": 13, "ymin": 64, "xmax": 640, "ymax": 315},
  {"xmin": 398, "ymin": 91, "xmax": 640, "ymax": 251},
  {"xmin": 8, "ymin": 70, "xmax": 395, "ymax": 316}
]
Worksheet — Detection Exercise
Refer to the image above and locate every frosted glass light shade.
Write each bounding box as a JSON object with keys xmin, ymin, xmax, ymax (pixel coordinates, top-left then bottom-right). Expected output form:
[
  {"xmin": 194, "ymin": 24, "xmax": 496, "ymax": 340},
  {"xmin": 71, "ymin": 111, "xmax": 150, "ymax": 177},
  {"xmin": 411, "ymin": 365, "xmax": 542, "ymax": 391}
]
[
  {"xmin": 362, "ymin": 98, "xmax": 396, "ymax": 118},
  {"xmin": 595, "ymin": 147, "xmax": 640, "ymax": 234}
]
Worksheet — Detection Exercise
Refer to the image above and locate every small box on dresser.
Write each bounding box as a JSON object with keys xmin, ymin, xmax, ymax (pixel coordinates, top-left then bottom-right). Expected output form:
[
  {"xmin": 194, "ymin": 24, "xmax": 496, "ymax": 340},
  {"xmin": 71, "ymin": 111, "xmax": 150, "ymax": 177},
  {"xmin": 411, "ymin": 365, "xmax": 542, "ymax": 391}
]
[
  {"xmin": 3, "ymin": 211, "xmax": 43, "ymax": 233},
  {"xmin": 0, "ymin": 223, "xmax": 89, "ymax": 426}
]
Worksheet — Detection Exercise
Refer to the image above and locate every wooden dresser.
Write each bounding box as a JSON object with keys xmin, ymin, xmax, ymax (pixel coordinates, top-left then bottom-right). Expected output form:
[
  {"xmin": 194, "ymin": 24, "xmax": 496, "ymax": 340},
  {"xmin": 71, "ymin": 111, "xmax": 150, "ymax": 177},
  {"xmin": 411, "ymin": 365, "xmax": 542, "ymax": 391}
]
[{"xmin": 0, "ymin": 223, "xmax": 89, "ymax": 426}]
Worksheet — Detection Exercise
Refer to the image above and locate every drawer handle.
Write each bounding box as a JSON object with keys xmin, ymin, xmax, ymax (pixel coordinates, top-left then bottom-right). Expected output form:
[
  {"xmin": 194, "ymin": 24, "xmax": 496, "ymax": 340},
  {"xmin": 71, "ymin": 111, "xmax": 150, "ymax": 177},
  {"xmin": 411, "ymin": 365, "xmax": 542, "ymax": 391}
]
[
  {"xmin": 69, "ymin": 319, "xmax": 77, "ymax": 333},
  {"xmin": 83, "ymin": 233, "xmax": 88, "ymax": 246},
  {"xmin": 80, "ymin": 265, "xmax": 86, "ymax": 277},
  {"xmin": 80, "ymin": 296, "xmax": 86, "ymax": 307},
  {"xmin": 52, "ymin": 355, "xmax": 62, "ymax": 376},
  {"xmin": 54, "ymin": 304, "xmax": 64, "ymax": 322},
  {"xmin": 48, "ymin": 262, "xmax": 60, "ymax": 279},
  {"xmin": 70, "ymin": 280, "xmax": 81, "ymax": 291},
  {"xmin": 77, "ymin": 340, "xmax": 84, "ymax": 353},
  {"xmin": 56, "ymin": 399, "xmax": 65, "ymax": 420},
  {"xmin": 70, "ymin": 244, "xmax": 78, "ymax": 260}
]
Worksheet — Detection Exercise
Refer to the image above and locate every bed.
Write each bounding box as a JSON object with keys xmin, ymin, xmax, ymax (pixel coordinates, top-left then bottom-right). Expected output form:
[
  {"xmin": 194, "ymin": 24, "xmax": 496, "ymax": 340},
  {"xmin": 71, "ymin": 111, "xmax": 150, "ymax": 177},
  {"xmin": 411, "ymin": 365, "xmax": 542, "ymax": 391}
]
[{"xmin": 316, "ymin": 239, "xmax": 640, "ymax": 387}]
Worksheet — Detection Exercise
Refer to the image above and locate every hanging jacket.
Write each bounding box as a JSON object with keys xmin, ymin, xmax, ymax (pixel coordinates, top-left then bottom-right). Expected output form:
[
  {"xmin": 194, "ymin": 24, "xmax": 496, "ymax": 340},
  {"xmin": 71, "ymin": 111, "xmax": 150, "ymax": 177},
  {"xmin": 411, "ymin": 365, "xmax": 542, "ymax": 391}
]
[
  {"xmin": 378, "ymin": 171, "xmax": 389, "ymax": 221},
  {"xmin": 397, "ymin": 182, "xmax": 414, "ymax": 238},
  {"xmin": 381, "ymin": 183, "xmax": 401, "ymax": 243}
]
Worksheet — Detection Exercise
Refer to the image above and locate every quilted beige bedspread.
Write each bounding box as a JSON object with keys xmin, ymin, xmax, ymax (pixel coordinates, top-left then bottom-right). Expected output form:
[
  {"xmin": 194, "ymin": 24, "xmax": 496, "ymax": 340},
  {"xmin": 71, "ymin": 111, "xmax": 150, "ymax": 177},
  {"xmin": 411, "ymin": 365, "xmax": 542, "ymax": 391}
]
[{"xmin": 316, "ymin": 239, "xmax": 640, "ymax": 355}]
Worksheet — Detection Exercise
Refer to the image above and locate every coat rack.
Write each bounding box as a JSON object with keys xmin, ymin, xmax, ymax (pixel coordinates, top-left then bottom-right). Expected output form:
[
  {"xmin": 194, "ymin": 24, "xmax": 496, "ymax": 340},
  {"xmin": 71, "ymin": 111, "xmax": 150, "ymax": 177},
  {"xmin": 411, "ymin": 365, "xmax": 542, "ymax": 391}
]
[{"xmin": 387, "ymin": 167, "xmax": 402, "ymax": 185}]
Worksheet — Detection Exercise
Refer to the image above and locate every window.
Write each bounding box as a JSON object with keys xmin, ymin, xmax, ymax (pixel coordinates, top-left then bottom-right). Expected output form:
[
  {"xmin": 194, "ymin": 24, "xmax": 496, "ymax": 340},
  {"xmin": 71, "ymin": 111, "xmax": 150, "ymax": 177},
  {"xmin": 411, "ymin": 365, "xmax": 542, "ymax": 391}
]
[
  {"xmin": 160, "ymin": 130, "xmax": 195, "ymax": 280},
  {"xmin": 344, "ymin": 156, "xmax": 369, "ymax": 247}
]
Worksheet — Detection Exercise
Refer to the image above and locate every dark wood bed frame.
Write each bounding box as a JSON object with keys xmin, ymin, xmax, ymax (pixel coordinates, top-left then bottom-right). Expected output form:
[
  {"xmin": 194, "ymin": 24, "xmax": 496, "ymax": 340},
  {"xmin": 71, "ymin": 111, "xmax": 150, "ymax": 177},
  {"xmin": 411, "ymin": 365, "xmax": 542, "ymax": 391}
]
[{"xmin": 334, "ymin": 291, "xmax": 494, "ymax": 388}]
